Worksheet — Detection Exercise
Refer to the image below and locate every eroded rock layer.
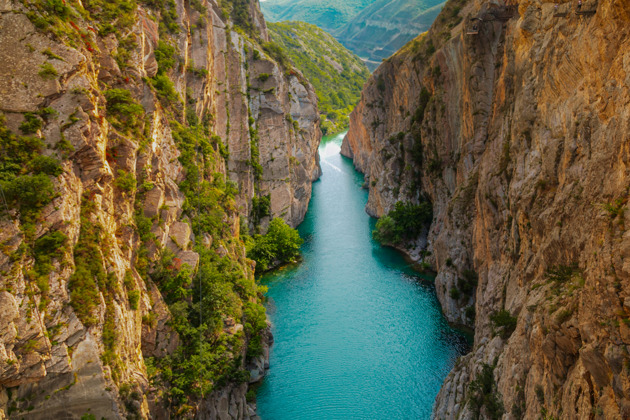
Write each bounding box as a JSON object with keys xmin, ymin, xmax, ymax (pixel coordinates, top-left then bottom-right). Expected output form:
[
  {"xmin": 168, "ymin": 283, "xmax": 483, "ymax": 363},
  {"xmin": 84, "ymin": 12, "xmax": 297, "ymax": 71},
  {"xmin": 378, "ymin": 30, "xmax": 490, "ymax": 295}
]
[
  {"xmin": 0, "ymin": 0, "xmax": 319, "ymax": 418},
  {"xmin": 343, "ymin": 0, "xmax": 630, "ymax": 418}
]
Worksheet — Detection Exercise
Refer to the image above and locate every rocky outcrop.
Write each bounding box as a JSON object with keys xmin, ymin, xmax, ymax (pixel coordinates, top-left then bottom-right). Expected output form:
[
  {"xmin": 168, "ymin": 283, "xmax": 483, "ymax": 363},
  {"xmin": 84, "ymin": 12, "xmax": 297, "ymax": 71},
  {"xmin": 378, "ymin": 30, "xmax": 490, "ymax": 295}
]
[
  {"xmin": 0, "ymin": 0, "xmax": 319, "ymax": 418},
  {"xmin": 343, "ymin": 0, "xmax": 630, "ymax": 417}
]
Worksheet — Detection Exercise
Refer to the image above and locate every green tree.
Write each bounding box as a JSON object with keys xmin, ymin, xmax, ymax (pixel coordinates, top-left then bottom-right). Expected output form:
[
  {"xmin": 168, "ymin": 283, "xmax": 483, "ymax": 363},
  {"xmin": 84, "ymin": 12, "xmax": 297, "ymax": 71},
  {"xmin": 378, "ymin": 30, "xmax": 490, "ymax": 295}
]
[
  {"xmin": 372, "ymin": 200, "xmax": 433, "ymax": 244},
  {"xmin": 247, "ymin": 218, "xmax": 303, "ymax": 273}
]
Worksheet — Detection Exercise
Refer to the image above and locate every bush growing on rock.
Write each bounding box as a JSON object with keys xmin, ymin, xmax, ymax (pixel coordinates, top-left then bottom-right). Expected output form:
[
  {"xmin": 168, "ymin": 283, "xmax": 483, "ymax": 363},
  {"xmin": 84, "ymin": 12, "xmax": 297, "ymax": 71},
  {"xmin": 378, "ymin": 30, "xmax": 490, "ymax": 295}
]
[
  {"xmin": 104, "ymin": 89, "xmax": 145, "ymax": 134},
  {"xmin": 490, "ymin": 309, "xmax": 517, "ymax": 339},
  {"xmin": 247, "ymin": 218, "xmax": 303, "ymax": 273},
  {"xmin": 114, "ymin": 169, "xmax": 137, "ymax": 194},
  {"xmin": 372, "ymin": 200, "xmax": 432, "ymax": 244},
  {"xmin": 467, "ymin": 363, "xmax": 504, "ymax": 419}
]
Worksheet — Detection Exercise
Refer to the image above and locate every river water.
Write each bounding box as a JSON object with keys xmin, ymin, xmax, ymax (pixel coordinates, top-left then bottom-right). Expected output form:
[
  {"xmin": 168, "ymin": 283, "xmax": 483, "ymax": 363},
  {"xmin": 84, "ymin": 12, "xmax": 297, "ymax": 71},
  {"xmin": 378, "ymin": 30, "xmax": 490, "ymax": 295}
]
[{"xmin": 256, "ymin": 132, "xmax": 468, "ymax": 419}]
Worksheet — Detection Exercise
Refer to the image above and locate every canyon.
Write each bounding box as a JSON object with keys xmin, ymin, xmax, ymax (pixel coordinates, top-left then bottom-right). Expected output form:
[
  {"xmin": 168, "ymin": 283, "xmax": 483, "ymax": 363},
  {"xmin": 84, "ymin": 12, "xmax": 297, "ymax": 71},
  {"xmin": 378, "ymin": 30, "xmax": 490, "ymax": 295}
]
[
  {"xmin": 0, "ymin": 0, "xmax": 320, "ymax": 418},
  {"xmin": 3, "ymin": 0, "xmax": 630, "ymax": 418},
  {"xmin": 343, "ymin": 0, "xmax": 630, "ymax": 418}
]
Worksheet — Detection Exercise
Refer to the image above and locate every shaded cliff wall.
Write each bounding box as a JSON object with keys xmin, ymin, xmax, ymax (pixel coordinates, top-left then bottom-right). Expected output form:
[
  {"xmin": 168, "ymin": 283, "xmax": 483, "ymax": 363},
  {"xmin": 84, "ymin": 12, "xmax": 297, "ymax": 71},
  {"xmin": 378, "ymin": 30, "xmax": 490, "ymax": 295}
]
[
  {"xmin": 0, "ymin": 0, "xmax": 319, "ymax": 418},
  {"xmin": 343, "ymin": 0, "xmax": 630, "ymax": 417}
]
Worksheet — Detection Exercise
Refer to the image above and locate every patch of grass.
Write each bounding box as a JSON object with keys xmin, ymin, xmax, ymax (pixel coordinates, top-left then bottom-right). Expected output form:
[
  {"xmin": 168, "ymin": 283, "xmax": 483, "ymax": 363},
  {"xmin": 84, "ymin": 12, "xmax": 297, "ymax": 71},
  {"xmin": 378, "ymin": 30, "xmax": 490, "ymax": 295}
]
[
  {"xmin": 42, "ymin": 48, "xmax": 64, "ymax": 61},
  {"xmin": 38, "ymin": 62, "xmax": 58, "ymax": 79},
  {"xmin": 602, "ymin": 197, "xmax": 627, "ymax": 219},
  {"xmin": 250, "ymin": 194, "xmax": 271, "ymax": 227},
  {"xmin": 257, "ymin": 73, "xmax": 271, "ymax": 82},
  {"xmin": 0, "ymin": 115, "xmax": 61, "ymax": 225}
]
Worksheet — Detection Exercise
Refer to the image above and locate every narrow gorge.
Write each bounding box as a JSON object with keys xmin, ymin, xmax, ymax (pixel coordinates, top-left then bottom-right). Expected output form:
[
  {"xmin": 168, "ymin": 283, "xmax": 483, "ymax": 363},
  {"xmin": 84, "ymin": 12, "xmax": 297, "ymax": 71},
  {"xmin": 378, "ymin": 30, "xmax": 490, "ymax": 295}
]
[
  {"xmin": 2, "ymin": 0, "xmax": 630, "ymax": 418},
  {"xmin": 343, "ymin": 0, "xmax": 630, "ymax": 418},
  {"xmin": 0, "ymin": 0, "xmax": 320, "ymax": 418}
]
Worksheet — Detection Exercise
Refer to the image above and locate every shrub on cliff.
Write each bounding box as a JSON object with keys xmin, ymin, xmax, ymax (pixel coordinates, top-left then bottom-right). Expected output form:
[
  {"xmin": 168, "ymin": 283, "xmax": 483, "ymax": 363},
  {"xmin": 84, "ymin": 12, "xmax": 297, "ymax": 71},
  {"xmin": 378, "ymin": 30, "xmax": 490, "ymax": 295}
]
[
  {"xmin": 104, "ymin": 89, "xmax": 145, "ymax": 134},
  {"xmin": 490, "ymin": 309, "xmax": 517, "ymax": 339},
  {"xmin": 372, "ymin": 200, "xmax": 433, "ymax": 244},
  {"xmin": 247, "ymin": 218, "xmax": 303, "ymax": 273},
  {"xmin": 0, "ymin": 115, "xmax": 62, "ymax": 224},
  {"xmin": 467, "ymin": 363, "xmax": 504, "ymax": 419}
]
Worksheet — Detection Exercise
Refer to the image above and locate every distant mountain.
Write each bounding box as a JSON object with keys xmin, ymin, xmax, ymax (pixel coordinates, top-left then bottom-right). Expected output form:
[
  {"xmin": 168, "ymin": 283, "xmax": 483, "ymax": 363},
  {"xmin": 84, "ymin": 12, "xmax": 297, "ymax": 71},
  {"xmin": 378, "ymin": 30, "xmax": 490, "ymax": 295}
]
[
  {"xmin": 260, "ymin": 0, "xmax": 375, "ymax": 34},
  {"xmin": 261, "ymin": 0, "xmax": 445, "ymax": 72},
  {"xmin": 336, "ymin": 0, "xmax": 445, "ymax": 71},
  {"xmin": 267, "ymin": 21, "xmax": 370, "ymax": 134}
]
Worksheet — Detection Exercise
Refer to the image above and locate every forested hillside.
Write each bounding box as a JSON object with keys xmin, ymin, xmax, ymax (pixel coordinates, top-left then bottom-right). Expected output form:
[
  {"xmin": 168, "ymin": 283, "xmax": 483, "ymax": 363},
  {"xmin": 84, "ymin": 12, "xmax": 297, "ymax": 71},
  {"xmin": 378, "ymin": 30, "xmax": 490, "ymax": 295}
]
[
  {"xmin": 260, "ymin": 0, "xmax": 374, "ymax": 33},
  {"xmin": 268, "ymin": 21, "xmax": 370, "ymax": 134}
]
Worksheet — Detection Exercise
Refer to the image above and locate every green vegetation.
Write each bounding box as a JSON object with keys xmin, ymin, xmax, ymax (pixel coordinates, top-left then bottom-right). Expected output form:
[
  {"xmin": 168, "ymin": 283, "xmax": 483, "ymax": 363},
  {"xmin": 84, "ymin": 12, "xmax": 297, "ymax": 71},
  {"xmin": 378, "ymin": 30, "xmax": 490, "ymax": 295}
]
[
  {"xmin": 372, "ymin": 200, "xmax": 433, "ymax": 245},
  {"xmin": 154, "ymin": 41, "xmax": 177, "ymax": 74},
  {"xmin": 20, "ymin": 113, "xmax": 43, "ymax": 134},
  {"xmin": 261, "ymin": 0, "xmax": 375, "ymax": 33},
  {"xmin": 267, "ymin": 21, "xmax": 370, "ymax": 134},
  {"xmin": 104, "ymin": 89, "xmax": 145, "ymax": 135},
  {"xmin": 38, "ymin": 62, "xmax": 58, "ymax": 79},
  {"xmin": 539, "ymin": 263, "xmax": 584, "ymax": 297},
  {"xmin": 219, "ymin": 0, "xmax": 256, "ymax": 36},
  {"xmin": 124, "ymin": 271, "xmax": 140, "ymax": 310},
  {"xmin": 490, "ymin": 309, "xmax": 517, "ymax": 339},
  {"xmin": 114, "ymin": 169, "xmax": 137, "ymax": 194},
  {"xmin": 151, "ymin": 74, "xmax": 180, "ymax": 103},
  {"xmin": 411, "ymin": 87, "xmax": 432, "ymax": 125},
  {"xmin": 42, "ymin": 48, "xmax": 64, "ymax": 61},
  {"xmin": 467, "ymin": 363, "xmax": 504, "ymax": 419},
  {"xmin": 247, "ymin": 218, "xmax": 303, "ymax": 273},
  {"xmin": 139, "ymin": 120, "xmax": 267, "ymax": 411},
  {"xmin": 261, "ymin": 41, "xmax": 292, "ymax": 70},
  {"xmin": 336, "ymin": 0, "xmax": 444, "ymax": 69},
  {"xmin": 450, "ymin": 269, "xmax": 478, "ymax": 301},
  {"xmin": 0, "ymin": 113, "xmax": 67, "ymax": 311},
  {"xmin": 68, "ymin": 193, "xmax": 107, "ymax": 327},
  {"xmin": 31, "ymin": 231, "xmax": 68, "ymax": 298},
  {"xmin": 250, "ymin": 195, "xmax": 271, "ymax": 226},
  {"xmin": 262, "ymin": 0, "xmax": 444, "ymax": 70},
  {"xmin": 545, "ymin": 263, "xmax": 580, "ymax": 283},
  {"xmin": 0, "ymin": 115, "xmax": 61, "ymax": 227}
]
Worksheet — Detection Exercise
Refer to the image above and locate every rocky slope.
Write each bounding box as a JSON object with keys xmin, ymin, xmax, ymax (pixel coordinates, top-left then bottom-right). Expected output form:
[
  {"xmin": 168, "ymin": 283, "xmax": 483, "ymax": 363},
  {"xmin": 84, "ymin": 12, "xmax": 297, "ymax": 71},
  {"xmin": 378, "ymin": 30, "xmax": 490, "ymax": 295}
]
[
  {"xmin": 342, "ymin": 0, "xmax": 630, "ymax": 417},
  {"xmin": 0, "ymin": 0, "xmax": 320, "ymax": 418}
]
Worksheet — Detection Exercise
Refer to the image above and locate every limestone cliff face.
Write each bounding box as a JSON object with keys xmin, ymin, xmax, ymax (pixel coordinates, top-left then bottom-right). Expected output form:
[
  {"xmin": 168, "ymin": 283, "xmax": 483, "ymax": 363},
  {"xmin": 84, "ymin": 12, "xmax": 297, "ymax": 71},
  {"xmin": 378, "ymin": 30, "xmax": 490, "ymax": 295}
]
[
  {"xmin": 343, "ymin": 0, "xmax": 630, "ymax": 417},
  {"xmin": 0, "ymin": 0, "xmax": 319, "ymax": 418}
]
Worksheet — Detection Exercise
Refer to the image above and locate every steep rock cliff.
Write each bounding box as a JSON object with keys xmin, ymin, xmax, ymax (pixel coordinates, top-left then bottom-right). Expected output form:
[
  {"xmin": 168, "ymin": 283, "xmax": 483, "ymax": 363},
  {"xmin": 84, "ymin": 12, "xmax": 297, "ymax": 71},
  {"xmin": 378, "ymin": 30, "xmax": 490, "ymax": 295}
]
[
  {"xmin": 343, "ymin": 0, "xmax": 630, "ymax": 418},
  {"xmin": 0, "ymin": 0, "xmax": 319, "ymax": 418}
]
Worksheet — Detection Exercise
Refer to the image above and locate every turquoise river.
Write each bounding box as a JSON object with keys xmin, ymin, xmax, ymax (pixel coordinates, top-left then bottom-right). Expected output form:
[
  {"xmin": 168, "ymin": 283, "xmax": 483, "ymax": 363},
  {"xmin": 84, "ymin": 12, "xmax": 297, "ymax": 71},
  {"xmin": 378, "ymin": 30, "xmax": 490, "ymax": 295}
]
[{"xmin": 256, "ymin": 132, "xmax": 469, "ymax": 419}]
